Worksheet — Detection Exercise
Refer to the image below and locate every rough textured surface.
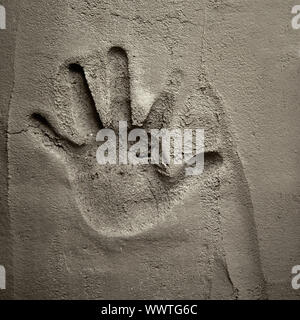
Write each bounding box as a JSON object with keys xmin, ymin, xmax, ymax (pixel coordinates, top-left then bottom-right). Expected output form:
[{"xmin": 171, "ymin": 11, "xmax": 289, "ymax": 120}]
[{"xmin": 0, "ymin": 0, "xmax": 299, "ymax": 299}]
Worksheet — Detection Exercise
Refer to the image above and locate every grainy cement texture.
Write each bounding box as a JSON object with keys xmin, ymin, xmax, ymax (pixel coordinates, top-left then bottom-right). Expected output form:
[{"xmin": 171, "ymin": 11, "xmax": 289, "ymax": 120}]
[{"xmin": 0, "ymin": 0, "xmax": 299, "ymax": 299}]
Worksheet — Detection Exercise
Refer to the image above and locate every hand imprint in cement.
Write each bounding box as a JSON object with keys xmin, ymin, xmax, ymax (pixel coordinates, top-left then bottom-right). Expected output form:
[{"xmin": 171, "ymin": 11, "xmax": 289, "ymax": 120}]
[{"xmin": 30, "ymin": 47, "xmax": 230, "ymax": 237}]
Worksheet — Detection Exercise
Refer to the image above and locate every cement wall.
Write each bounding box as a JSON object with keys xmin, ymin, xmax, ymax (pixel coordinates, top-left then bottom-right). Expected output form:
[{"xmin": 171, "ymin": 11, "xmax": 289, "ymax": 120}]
[{"xmin": 0, "ymin": 0, "xmax": 299, "ymax": 299}]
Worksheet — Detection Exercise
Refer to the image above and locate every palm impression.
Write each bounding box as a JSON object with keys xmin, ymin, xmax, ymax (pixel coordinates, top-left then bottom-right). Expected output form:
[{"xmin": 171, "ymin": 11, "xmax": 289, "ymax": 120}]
[{"xmin": 30, "ymin": 47, "xmax": 242, "ymax": 238}]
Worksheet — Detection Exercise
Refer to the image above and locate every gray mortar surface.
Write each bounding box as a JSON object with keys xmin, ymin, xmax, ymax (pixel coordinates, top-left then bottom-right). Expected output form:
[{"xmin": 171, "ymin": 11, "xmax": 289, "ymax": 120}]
[{"xmin": 0, "ymin": 0, "xmax": 299, "ymax": 299}]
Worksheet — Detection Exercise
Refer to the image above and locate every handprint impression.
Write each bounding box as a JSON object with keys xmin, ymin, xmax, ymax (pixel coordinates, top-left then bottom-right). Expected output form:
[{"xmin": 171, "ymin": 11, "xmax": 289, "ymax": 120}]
[
  {"xmin": 30, "ymin": 47, "xmax": 230, "ymax": 237},
  {"xmin": 27, "ymin": 46, "xmax": 265, "ymax": 299}
]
